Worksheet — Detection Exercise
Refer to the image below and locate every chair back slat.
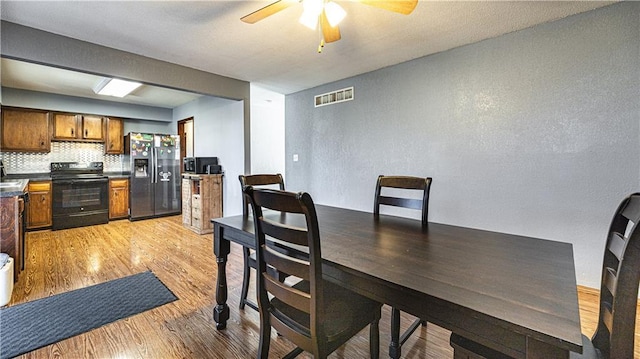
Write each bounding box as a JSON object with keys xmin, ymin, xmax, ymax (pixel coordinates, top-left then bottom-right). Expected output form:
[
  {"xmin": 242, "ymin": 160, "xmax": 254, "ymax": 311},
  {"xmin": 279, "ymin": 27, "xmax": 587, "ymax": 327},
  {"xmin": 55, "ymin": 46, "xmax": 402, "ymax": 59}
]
[
  {"xmin": 263, "ymin": 246, "xmax": 310, "ymax": 281},
  {"xmin": 269, "ymin": 315, "xmax": 313, "ymax": 348},
  {"xmin": 264, "ymin": 275, "xmax": 311, "ymax": 314},
  {"xmin": 602, "ymin": 304, "xmax": 614, "ymax": 335},
  {"xmin": 591, "ymin": 193, "xmax": 640, "ymax": 359},
  {"xmin": 602, "ymin": 267, "xmax": 617, "ymax": 297},
  {"xmin": 378, "ymin": 196, "xmax": 424, "ymax": 211},
  {"xmin": 262, "ymin": 220, "xmax": 309, "ymax": 246},
  {"xmin": 621, "ymin": 195, "xmax": 640, "ymax": 222},
  {"xmin": 607, "ymin": 232, "xmax": 626, "ymax": 262},
  {"xmin": 374, "ymin": 175, "xmax": 432, "ymax": 227},
  {"xmin": 378, "ymin": 176, "xmax": 428, "ymax": 190}
]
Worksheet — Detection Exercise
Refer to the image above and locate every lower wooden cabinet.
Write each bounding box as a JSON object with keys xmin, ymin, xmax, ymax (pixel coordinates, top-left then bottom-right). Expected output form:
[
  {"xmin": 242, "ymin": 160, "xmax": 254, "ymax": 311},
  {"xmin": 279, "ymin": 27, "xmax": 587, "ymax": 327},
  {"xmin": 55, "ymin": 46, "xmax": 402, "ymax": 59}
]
[
  {"xmin": 109, "ymin": 178, "xmax": 129, "ymax": 219},
  {"xmin": 27, "ymin": 180, "xmax": 52, "ymax": 230}
]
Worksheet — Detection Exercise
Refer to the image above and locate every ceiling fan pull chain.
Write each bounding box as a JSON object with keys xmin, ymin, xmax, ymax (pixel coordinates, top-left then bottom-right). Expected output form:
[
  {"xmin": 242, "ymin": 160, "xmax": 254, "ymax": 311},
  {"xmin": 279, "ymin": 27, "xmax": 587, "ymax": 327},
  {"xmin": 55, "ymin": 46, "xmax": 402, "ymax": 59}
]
[{"xmin": 317, "ymin": 23, "xmax": 324, "ymax": 53}]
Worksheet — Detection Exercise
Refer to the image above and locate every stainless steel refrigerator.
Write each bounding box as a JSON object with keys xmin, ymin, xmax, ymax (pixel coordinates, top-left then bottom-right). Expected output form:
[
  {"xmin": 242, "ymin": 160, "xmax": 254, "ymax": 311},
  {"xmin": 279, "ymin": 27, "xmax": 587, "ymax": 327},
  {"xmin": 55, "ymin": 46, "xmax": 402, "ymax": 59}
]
[{"xmin": 125, "ymin": 133, "xmax": 181, "ymax": 220}]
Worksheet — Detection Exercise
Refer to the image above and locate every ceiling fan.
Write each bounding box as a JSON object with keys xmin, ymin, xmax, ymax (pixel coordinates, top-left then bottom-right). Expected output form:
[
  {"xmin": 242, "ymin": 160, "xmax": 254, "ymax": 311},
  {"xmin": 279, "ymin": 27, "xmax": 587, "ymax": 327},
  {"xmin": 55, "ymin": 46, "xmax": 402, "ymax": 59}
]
[{"xmin": 241, "ymin": 0, "xmax": 418, "ymax": 52}]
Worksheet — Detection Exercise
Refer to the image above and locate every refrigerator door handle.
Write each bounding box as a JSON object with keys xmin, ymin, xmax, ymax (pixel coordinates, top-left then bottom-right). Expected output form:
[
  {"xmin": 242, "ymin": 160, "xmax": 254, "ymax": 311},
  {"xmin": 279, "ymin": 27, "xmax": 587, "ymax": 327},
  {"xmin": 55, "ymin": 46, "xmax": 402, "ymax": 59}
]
[
  {"xmin": 154, "ymin": 147, "xmax": 159, "ymax": 184},
  {"xmin": 152, "ymin": 148, "xmax": 157, "ymax": 184}
]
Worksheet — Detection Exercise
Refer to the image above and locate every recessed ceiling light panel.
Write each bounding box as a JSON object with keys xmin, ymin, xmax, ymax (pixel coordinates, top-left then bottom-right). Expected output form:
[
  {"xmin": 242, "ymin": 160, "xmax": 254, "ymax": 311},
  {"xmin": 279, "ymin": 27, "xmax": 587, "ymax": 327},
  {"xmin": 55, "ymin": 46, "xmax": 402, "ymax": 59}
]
[{"xmin": 94, "ymin": 78, "xmax": 142, "ymax": 98}]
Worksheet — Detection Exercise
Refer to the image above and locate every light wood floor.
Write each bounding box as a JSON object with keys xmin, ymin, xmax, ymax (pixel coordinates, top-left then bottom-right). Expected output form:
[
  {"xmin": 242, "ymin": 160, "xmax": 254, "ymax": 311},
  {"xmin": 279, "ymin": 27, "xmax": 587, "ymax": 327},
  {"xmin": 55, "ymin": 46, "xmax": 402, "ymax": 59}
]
[{"xmin": 7, "ymin": 216, "xmax": 640, "ymax": 358}]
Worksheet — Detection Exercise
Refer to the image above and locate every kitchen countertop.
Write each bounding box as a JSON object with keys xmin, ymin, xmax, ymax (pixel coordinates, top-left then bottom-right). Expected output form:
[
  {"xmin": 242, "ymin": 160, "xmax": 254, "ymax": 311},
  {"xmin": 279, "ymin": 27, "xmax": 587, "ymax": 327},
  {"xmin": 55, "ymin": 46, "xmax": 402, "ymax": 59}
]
[
  {"xmin": 0, "ymin": 172, "xmax": 130, "ymax": 198},
  {"xmin": 104, "ymin": 172, "xmax": 131, "ymax": 179},
  {"xmin": 0, "ymin": 178, "xmax": 29, "ymax": 198},
  {"xmin": 3, "ymin": 173, "xmax": 51, "ymax": 181}
]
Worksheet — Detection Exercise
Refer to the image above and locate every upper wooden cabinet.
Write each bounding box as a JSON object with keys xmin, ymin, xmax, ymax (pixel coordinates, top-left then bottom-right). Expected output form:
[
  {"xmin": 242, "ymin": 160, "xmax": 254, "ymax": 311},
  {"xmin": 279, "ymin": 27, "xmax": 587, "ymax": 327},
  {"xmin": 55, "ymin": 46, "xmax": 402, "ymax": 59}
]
[
  {"xmin": 52, "ymin": 113, "xmax": 79, "ymax": 140},
  {"xmin": 1, "ymin": 107, "xmax": 51, "ymax": 153},
  {"xmin": 82, "ymin": 115, "xmax": 104, "ymax": 140},
  {"xmin": 104, "ymin": 117, "xmax": 124, "ymax": 154},
  {"xmin": 52, "ymin": 113, "xmax": 104, "ymax": 142}
]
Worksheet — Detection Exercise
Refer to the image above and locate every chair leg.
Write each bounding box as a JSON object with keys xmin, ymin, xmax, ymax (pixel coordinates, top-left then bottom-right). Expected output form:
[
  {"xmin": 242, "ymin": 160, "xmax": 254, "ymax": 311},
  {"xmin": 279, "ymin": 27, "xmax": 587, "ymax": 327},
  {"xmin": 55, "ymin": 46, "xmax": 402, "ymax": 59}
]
[
  {"xmin": 370, "ymin": 319, "xmax": 380, "ymax": 359},
  {"xmin": 389, "ymin": 307, "xmax": 425, "ymax": 359},
  {"xmin": 257, "ymin": 322, "xmax": 272, "ymax": 359},
  {"xmin": 240, "ymin": 247, "xmax": 251, "ymax": 310},
  {"xmin": 389, "ymin": 307, "xmax": 401, "ymax": 359}
]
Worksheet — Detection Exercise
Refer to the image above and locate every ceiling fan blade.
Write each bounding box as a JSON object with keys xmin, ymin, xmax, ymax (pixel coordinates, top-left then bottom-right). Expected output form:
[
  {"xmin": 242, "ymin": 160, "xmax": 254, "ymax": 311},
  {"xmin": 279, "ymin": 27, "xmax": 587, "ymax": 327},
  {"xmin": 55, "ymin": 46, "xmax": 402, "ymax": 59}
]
[
  {"xmin": 358, "ymin": 0, "xmax": 418, "ymax": 15},
  {"xmin": 321, "ymin": 11, "xmax": 341, "ymax": 43},
  {"xmin": 241, "ymin": 0, "xmax": 297, "ymax": 24}
]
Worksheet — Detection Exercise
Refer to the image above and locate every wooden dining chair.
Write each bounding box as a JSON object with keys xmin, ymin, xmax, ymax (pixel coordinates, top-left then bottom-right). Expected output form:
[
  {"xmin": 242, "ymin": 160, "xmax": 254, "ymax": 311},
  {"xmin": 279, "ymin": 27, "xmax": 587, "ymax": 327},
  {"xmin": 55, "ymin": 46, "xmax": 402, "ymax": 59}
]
[
  {"xmin": 450, "ymin": 192, "xmax": 640, "ymax": 359},
  {"xmin": 244, "ymin": 186, "xmax": 383, "ymax": 359},
  {"xmin": 373, "ymin": 175, "xmax": 433, "ymax": 359},
  {"xmin": 238, "ymin": 174, "xmax": 285, "ymax": 311}
]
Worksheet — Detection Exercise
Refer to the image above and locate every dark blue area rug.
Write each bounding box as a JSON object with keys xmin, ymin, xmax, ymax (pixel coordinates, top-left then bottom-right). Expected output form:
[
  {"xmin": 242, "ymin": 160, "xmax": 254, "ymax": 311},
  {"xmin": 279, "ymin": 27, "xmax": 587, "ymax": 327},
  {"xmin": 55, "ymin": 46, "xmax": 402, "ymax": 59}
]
[{"xmin": 0, "ymin": 271, "xmax": 177, "ymax": 359}]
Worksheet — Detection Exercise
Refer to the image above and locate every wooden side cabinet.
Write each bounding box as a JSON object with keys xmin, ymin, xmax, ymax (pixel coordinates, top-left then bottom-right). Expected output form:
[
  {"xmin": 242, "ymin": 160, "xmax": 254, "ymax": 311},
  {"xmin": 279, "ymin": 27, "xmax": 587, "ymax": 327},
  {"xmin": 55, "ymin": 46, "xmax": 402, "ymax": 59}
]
[
  {"xmin": 182, "ymin": 174, "xmax": 223, "ymax": 235},
  {"xmin": 27, "ymin": 180, "xmax": 52, "ymax": 230},
  {"xmin": 104, "ymin": 117, "xmax": 124, "ymax": 154},
  {"xmin": 1, "ymin": 107, "xmax": 51, "ymax": 152},
  {"xmin": 109, "ymin": 178, "xmax": 129, "ymax": 219},
  {"xmin": 0, "ymin": 195, "xmax": 25, "ymax": 282}
]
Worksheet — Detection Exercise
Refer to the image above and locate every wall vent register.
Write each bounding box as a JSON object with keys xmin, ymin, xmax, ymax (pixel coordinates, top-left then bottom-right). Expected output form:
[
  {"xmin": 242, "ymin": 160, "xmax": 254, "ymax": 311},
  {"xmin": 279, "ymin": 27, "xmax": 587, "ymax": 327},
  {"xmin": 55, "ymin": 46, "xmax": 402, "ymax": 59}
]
[{"xmin": 314, "ymin": 86, "xmax": 354, "ymax": 107}]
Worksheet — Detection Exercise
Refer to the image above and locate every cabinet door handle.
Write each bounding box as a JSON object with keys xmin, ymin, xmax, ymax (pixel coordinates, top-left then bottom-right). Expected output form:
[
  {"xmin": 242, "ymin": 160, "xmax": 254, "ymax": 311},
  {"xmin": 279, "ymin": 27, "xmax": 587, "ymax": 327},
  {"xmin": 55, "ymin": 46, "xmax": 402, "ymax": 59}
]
[
  {"xmin": 71, "ymin": 128, "xmax": 74, "ymax": 136},
  {"xmin": 85, "ymin": 129, "xmax": 88, "ymax": 137}
]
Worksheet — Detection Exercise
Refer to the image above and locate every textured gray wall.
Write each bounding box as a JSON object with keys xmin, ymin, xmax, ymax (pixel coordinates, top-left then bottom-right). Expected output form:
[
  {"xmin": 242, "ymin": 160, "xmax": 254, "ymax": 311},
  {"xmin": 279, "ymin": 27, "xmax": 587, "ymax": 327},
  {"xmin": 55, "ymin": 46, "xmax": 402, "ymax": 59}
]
[
  {"xmin": 285, "ymin": 2, "xmax": 640, "ymax": 288},
  {"xmin": 173, "ymin": 96, "xmax": 245, "ymax": 216}
]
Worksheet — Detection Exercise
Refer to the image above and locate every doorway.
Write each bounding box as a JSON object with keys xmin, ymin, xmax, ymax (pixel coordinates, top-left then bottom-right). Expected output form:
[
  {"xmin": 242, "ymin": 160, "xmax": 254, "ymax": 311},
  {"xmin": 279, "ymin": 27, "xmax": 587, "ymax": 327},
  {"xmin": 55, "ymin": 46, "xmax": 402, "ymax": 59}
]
[{"xmin": 177, "ymin": 117, "xmax": 194, "ymax": 174}]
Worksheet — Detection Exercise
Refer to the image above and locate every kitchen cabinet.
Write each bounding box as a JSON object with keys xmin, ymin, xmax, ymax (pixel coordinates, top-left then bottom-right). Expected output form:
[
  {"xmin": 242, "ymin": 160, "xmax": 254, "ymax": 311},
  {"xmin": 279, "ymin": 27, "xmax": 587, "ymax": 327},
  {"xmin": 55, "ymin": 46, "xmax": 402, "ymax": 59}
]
[
  {"xmin": 27, "ymin": 181, "xmax": 52, "ymax": 230},
  {"xmin": 104, "ymin": 117, "xmax": 124, "ymax": 154},
  {"xmin": 182, "ymin": 174, "xmax": 223, "ymax": 234},
  {"xmin": 1, "ymin": 107, "xmax": 51, "ymax": 153},
  {"xmin": 109, "ymin": 178, "xmax": 129, "ymax": 219},
  {"xmin": 52, "ymin": 113, "xmax": 104, "ymax": 142}
]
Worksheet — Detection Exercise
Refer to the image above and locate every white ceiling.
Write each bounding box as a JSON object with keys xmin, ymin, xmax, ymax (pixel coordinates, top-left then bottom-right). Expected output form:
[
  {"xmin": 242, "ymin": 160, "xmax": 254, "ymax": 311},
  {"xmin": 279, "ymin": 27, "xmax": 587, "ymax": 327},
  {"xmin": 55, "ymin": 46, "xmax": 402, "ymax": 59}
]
[{"xmin": 0, "ymin": 0, "xmax": 617, "ymax": 107}]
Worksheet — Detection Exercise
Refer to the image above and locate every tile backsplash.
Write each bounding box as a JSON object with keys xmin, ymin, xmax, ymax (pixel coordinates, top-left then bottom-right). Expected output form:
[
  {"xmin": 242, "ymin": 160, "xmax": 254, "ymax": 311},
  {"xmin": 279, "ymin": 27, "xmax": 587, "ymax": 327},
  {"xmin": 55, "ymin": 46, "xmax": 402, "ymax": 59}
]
[{"xmin": 1, "ymin": 141, "xmax": 124, "ymax": 173}]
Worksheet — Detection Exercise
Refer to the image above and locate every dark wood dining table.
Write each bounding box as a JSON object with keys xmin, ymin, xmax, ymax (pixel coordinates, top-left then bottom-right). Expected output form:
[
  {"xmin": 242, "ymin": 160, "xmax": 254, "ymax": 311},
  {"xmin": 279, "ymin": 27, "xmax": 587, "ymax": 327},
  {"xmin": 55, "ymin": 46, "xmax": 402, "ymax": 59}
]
[{"xmin": 212, "ymin": 205, "xmax": 583, "ymax": 359}]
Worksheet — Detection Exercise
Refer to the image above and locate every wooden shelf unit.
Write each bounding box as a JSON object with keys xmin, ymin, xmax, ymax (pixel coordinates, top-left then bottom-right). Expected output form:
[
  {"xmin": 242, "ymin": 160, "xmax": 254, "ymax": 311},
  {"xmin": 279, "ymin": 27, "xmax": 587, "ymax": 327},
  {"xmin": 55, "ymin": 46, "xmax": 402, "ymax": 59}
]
[{"xmin": 182, "ymin": 174, "xmax": 223, "ymax": 234}]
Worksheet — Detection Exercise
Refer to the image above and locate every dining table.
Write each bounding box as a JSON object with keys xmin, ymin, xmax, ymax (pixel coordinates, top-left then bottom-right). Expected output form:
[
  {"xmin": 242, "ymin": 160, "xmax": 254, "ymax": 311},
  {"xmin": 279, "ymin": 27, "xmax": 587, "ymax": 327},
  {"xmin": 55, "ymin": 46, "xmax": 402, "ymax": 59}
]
[{"xmin": 211, "ymin": 205, "xmax": 583, "ymax": 359}]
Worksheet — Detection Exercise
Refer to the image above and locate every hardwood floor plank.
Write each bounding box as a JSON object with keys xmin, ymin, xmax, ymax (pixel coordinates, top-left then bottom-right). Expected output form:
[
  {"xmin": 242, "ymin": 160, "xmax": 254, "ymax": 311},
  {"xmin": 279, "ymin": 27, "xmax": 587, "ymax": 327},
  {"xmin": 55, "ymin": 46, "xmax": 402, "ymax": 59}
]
[{"xmin": 6, "ymin": 216, "xmax": 639, "ymax": 358}]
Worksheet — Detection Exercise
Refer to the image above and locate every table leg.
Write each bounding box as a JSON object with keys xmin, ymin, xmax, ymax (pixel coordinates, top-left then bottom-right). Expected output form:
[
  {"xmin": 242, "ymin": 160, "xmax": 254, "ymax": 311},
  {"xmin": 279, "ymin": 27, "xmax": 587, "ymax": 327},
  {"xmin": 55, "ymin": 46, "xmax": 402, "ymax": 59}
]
[{"xmin": 213, "ymin": 224, "xmax": 230, "ymax": 330}]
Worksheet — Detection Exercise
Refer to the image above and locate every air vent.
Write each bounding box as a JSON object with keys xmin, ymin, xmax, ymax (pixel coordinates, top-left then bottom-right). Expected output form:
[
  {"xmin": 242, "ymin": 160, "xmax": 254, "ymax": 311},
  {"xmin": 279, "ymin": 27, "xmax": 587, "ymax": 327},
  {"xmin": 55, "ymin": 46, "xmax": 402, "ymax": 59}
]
[{"xmin": 314, "ymin": 86, "xmax": 354, "ymax": 107}]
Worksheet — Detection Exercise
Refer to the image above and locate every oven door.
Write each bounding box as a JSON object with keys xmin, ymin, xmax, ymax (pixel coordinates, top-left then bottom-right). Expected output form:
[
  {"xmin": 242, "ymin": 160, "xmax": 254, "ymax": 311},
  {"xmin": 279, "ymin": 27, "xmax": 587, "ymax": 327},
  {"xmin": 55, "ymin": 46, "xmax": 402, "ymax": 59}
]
[{"xmin": 52, "ymin": 177, "xmax": 109, "ymax": 230}]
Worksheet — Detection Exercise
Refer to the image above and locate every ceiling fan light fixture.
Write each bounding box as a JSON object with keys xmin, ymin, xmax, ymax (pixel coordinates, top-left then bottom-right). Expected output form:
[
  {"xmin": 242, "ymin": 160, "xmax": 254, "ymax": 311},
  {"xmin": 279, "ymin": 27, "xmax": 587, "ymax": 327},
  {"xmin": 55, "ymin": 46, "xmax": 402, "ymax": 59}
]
[
  {"xmin": 324, "ymin": 1, "xmax": 346, "ymax": 27},
  {"xmin": 94, "ymin": 78, "xmax": 142, "ymax": 98},
  {"xmin": 302, "ymin": 0, "xmax": 323, "ymax": 16},
  {"xmin": 299, "ymin": 9, "xmax": 319, "ymax": 30}
]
